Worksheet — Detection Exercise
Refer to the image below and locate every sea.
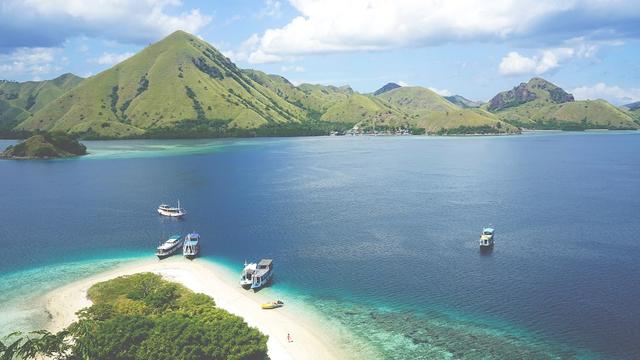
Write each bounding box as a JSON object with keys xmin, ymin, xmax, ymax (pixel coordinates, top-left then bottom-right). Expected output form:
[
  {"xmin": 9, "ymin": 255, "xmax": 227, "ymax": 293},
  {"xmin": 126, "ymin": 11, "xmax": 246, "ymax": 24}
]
[{"xmin": 1, "ymin": 131, "xmax": 639, "ymax": 359}]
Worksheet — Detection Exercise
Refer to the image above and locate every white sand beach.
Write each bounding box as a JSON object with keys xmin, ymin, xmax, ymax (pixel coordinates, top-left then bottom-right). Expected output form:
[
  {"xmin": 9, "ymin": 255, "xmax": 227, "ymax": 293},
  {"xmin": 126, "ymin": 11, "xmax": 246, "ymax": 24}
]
[{"xmin": 42, "ymin": 257, "xmax": 349, "ymax": 360}]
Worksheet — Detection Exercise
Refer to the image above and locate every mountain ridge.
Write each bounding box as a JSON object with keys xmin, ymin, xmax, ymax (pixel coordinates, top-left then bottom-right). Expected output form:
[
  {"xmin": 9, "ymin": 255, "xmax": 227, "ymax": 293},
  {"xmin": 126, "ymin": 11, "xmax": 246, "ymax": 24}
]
[{"xmin": 2, "ymin": 31, "xmax": 636, "ymax": 138}]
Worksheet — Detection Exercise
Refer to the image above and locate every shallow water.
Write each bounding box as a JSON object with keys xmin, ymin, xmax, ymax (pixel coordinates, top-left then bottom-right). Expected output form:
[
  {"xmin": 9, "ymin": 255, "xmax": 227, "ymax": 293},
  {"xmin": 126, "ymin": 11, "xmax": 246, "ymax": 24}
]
[{"xmin": 1, "ymin": 132, "xmax": 639, "ymax": 359}]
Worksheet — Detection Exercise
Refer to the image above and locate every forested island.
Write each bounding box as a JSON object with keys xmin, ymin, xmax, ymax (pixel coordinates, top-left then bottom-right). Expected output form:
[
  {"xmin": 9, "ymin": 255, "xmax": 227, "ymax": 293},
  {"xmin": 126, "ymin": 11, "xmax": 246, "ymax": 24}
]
[
  {"xmin": 0, "ymin": 273, "xmax": 268, "ymax": 360},
  {"xmin": 0, "ymin": 133, "xmax": 87, "ymax": 160}
]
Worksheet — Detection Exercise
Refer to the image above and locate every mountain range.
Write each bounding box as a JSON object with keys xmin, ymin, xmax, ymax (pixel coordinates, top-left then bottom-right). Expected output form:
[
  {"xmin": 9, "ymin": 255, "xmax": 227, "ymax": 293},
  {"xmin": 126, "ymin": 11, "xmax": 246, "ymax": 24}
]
[{"xmin": 1, "ymin": 30, "xmax": 638, "ymax": 139}]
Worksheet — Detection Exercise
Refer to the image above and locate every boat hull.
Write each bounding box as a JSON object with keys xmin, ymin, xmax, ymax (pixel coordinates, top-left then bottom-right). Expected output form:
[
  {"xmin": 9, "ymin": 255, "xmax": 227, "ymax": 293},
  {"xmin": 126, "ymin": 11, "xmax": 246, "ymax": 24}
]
[
  {"xmin": 157, "ymin": 209, "xmax": 185, "ymax": 217},
  {"xmin": 251, "ymin": 271, "xmax": 273, "ymax": 291},
  {"xmin": 156, "ymin": 242, "xmax": 182, "ymax": 259}
]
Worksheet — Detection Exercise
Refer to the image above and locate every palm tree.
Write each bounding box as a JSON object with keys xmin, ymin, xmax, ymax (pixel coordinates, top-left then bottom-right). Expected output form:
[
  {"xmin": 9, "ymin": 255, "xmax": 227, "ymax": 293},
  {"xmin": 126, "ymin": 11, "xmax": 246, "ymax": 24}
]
[
  {"xmin": 1, "ymin": 332, "xmax": 25, "ymax": 360},
  {"xmin": 1, "ymin": 330, "xmax": 70, "ymax": 360}
]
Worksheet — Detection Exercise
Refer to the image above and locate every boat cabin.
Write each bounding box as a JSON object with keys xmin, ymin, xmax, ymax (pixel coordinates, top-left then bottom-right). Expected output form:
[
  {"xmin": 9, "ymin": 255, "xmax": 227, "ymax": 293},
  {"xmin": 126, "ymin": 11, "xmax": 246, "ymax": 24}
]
[
  {"xmin": 251, "ymin": 259, "xmax": 274, "ymax": 289},
  {"xmin": 480, "ymin": 227, "xmax": 495, "ymax": 247}
]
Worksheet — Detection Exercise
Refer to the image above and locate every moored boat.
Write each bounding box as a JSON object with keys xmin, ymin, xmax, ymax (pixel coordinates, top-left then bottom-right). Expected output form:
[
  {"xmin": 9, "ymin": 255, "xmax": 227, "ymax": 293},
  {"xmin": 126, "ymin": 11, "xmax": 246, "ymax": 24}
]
[
  {"xmin": 261, "ymin": 300, "xmax": 284, "ymax": 309},
  {"xmin": 240, "ymin": 261, "xmax": 257, "ymax": 289},
  {"xmin": 156, "ymin": 234, "xmax": 183, "ymax": 259},
  {"xmin": 157, "ymin": 201, "xmax": 186, "ymax": 217},
  {"xmin": 251, "ymin": 259, "xmax": 274, "ymax": 290},
  {"xmin": 479, "ymin": 227, "xmax": 495, "ymax": 248},
  {"xmin": 183, "ymin": 232, "xmax": 200, "ymax": 259}
]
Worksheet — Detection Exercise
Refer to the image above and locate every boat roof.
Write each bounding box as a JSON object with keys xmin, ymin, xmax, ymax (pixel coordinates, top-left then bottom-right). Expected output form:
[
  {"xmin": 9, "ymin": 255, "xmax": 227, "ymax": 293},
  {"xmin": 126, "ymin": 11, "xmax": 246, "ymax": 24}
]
[
  {"xmin": 483, "ymin": 227, "xmax": 495, "ymax": 233},
  {"xmin": 258, "ymin": 259, "xmax": 273, "ymax": 266},
  {"xmin": 168, "ymin": 234, "xmax": 182, "ymax": 240}
]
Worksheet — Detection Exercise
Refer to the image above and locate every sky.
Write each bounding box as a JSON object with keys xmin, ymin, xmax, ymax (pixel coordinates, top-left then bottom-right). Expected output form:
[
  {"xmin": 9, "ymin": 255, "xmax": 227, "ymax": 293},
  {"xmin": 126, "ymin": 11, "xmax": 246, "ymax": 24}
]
[{"xmin": 1, "ymin": 0, "xmax": 639, "ymax": 104}]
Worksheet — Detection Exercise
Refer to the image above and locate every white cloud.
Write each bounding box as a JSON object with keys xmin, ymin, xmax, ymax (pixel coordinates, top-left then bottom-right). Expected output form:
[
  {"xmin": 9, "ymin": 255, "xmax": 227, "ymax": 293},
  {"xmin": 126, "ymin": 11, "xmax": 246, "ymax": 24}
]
[
  {"xmin": 572, "ymin": 83, "xmax": 640, "ymax": 105},
  {"xmin": 280, "ymin": 65, "xmax": 305, "ymax": 72},
  {"xmin": 0, "ymin": 0, "xmax": 212, "ymax": 49},
  {"xmin": 223, "ymin": 34, "xmax": 260, "ymax": 62},
  {"xmin": 428, "ymin": 87, "xmax": 452, "ymax": 96},
  {"xmin": 90, "ymin": 52, "xmax": 134, "ymax": 66},
  {"xmin": 0, "ymin": 47, "xmax": 61, "ymax": 79},
  {"xmin": 246, "ymin": 0, "xmax": 640, "ymax": 63},
  {"xmin": 257, "ymin": 0, "xmax": 282, "ymax": 18},
  {"xmin": 397, "ymin": 81, "xmax": 409, "ymax": 87},
  {"xmin": 498, "ymin": 37, "xmax": 621, "ymax": 76}
]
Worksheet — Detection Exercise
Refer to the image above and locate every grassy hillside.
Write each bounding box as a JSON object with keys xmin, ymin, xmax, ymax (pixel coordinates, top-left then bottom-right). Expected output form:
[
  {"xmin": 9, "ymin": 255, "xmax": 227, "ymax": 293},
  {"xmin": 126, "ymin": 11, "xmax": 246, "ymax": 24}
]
[
  {"xmin": 244, "ymin": 70, "xmax": 408, "ymax": 130},
  {"xmin": 377, "ymin": 87, "xmax": 518, "ymax": 134},
  {"xmin": 488, "ymin": 78, "xmax": 639, "ymax": 130},
  {"xmin": 0, "ymin": 73, "xmax": 82, "ymax": 130},
  {"xmin": 494, "ymin": 99, "xmax": 639, "ymax": 130},
  {"xmin": 621, "ymin": 102, "xmax": 640, "ymax": 123},
  {"xmin": 19, "ymin": 31, "xmax": 307, "ymax": 138},
  {"xmin": 444, "ymin": 95, "xmax": 482, "ymax": 108}
]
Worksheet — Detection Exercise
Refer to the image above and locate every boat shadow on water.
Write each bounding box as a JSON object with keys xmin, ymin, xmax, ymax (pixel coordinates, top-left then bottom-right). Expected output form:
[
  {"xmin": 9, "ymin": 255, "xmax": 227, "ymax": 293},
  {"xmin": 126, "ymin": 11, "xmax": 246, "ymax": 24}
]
[
  {"xmin": 251, "ymin": 276, "xmax": 276, "ymax": 293},
  {"xmin": 479, "ymin": 246, "xmax": 494, "ymax": 256}
]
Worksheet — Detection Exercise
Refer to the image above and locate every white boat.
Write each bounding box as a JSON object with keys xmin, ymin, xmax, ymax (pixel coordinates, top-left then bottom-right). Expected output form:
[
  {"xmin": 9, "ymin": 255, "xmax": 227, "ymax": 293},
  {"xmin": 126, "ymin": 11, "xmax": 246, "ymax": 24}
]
[
  {"xmin": 479, "ymin": 227, "xmax": 495, "ymax": 248},
  {"xmin": 250, "ymin": 259, "xmax": 273, "ymax": 290},
  {"xmin": 183, "ymin": 232, "xmax": 200, "ymax": 259},
  {"xmin": 156, "ymin": 234, "xmax": 183, "ymax": 259},
  {"xmin": 240, "ymin": 261, "xmax": 257, "ymax": 289},
  {"xmin": 157, "ymin": 201, "xmax": 186, "ymax": 217}
]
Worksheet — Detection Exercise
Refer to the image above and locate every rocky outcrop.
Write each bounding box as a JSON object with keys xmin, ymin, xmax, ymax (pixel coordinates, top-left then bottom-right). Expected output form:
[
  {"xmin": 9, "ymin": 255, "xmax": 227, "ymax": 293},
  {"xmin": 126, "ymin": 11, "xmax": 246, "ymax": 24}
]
[{"xmin": 488, "ymin": 77, "xmax": 574, "ymax": 111}]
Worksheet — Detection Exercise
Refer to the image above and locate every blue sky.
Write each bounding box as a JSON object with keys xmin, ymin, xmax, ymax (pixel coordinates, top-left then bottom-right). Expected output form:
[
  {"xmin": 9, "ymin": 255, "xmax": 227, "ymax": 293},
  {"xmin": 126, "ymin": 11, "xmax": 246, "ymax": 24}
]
[{"xmin": 1, "ymin": 0, "xmax": 639, "ymax": 104}]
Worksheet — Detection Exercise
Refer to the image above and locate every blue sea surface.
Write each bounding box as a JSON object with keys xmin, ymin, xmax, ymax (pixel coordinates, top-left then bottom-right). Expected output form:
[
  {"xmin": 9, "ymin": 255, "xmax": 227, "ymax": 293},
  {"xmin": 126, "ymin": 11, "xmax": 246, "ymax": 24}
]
[{"xmin": 1, "ymin": 132, "xmax": 639, "ymax": 359}]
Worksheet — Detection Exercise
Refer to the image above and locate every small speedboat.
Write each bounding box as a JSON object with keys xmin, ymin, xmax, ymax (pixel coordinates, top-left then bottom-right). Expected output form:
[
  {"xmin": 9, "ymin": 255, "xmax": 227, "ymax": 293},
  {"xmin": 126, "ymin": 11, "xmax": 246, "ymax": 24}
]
[
  {"xmin": 183, "ymin": 232, "xmax": 200, "ymax": 259},
  {"xmin": 479, "ymin": 227, "xmax": 495, "ymax": 248},
  {"xmin": 156, "ymin": 234, "xmax": 183, "ymax": 259},
  {"xmin": 157, "ymin": 201, "xmax": 186, "ymax": 218},
  {"xmin": 261, "ymin": 300, "xmax": 284, "ymax": 309}
]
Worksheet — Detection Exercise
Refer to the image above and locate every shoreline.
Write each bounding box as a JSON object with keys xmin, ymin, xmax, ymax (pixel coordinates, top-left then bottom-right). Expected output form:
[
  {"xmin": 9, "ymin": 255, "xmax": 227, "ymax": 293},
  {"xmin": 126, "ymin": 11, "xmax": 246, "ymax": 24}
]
[{"xmin": 42, "ymin": 257, "xmax": 356, "ymax": 360}]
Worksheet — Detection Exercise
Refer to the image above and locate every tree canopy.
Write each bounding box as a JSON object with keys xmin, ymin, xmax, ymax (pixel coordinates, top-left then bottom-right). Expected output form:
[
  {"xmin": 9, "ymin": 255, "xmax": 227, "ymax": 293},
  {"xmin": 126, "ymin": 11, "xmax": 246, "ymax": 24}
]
[{"xmin": 0, "ymin": 273, "xmax": 269, "ymax": 360}]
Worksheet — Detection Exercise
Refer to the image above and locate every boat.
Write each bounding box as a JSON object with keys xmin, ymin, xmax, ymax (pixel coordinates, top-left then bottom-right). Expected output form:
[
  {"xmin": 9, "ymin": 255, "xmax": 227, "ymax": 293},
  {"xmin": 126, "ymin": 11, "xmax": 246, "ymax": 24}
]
[
  {"xmin": 183, "ymin": 232, "xmax": 200, "ymax": 259},
  {"xmin": 156, "ymin": 234, "xmax": 183, "ymax": 259},
  {"xmin": 479, "ymin": 227, "xmax": 495, "ymax": 248},
  {"xmin": 261, "ymin": 300, "xmax": 284, "ymax": 309},
  {"xmin": 250, "ymin": 259, "xmax": 274, "ymax": 290},
  {"xmin": 157, "ymin": 201, "xmax": 186, "ymax": 217},
  {"xmin": 240, "ymin": 261, "xmax": 257, "ymax": 289}
]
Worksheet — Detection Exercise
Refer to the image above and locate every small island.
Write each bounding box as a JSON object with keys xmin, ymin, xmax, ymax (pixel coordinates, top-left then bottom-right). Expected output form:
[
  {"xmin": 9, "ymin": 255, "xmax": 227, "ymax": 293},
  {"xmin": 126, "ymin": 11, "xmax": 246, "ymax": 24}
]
[{"xmin": 1, "ymin": 133, "xmax": 87, "ymax": 160}]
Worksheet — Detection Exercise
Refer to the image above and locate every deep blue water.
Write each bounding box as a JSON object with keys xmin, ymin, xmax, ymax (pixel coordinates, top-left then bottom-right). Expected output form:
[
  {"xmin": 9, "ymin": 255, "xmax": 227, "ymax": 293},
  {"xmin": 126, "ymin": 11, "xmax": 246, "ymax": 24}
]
[{"xmin": 1, "ymin": 132, "xmax": 639, "ymax": 359}]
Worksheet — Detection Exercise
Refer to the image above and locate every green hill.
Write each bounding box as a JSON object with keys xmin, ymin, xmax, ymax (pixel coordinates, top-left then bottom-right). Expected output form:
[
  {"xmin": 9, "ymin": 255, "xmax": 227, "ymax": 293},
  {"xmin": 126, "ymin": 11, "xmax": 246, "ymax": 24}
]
[
  {"xmin": 0, "ymin": 73, "xmax": 83, "ymax": 131},
  {"xmin": 244, "ymin": 70, "xmax": 407, "ymax": 130},
  {"xmin": 373, "ymin": 82, "xmax": 401, "ymax": 96},
  {"xmin": 444, "ymin": 95, "xmax": 483, "ymax": 108},
  {"xmin": 488, "ymin": 78, "xmax": 639, "ymax": 130},
  {"xmin": 19, "ymin": 31, "xmax": 308, "ymax": 138},
  {"xmin": 7, "ymin": 31, "xmax": 632, "ymax": 138},
  {"xmin": 622, "ymin": 102, "xmax": 640, "ymax": 123},
  {"xmin": 377, "ymin": 87, "xmax": 518, "ymax": 134}
]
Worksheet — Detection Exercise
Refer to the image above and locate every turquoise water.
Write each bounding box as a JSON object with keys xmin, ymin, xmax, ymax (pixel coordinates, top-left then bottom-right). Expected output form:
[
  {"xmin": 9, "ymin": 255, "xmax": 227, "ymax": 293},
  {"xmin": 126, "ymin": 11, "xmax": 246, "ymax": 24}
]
[{"xmin": 1, "ymin": 133, "xmax": 639, "ymax": 359}]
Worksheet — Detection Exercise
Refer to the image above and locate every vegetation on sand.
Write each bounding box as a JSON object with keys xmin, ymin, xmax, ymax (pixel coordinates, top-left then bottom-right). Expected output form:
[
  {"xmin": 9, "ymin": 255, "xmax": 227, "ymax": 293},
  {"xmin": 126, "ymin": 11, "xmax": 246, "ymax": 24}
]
[{"xmin": 0, "ymin": 273, "xmax": 269, "ymax": 360}]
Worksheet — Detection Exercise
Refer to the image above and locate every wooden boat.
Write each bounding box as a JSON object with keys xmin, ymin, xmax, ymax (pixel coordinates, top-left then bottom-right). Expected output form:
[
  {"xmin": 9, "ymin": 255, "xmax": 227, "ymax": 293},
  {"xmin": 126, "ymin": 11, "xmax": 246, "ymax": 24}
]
[
  {"xmin": 479, "ymin": 227, "xmax": 495, "ymax": 248},
  {"xmin": 240, "ymin": 261, "xmax": 257, "ymax": 289},
  {"xmin": 183, "ymin": 232, "xmax": 200, "ymax": 259},
  {"xmin": 261, "ymin": 300, "xmax": 284, "ymax": 309},
  {"xmin": 156, "ymin": 234, "xmax": 183, "ymax": 259},
  {"xmin": 157, "ymin": 201, "xmax": 186, "ymax": 217},
  {"xmin": 251, "ymin": 259, "xmax": 273, "ymax": 290}
]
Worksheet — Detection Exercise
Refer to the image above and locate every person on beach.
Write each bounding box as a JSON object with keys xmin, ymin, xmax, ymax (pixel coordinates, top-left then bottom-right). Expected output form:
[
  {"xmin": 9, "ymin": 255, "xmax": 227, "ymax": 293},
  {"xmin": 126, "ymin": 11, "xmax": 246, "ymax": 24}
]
[{"xmin": 287, "ymin": 333, "xmax": 292, "ymax": 343}]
